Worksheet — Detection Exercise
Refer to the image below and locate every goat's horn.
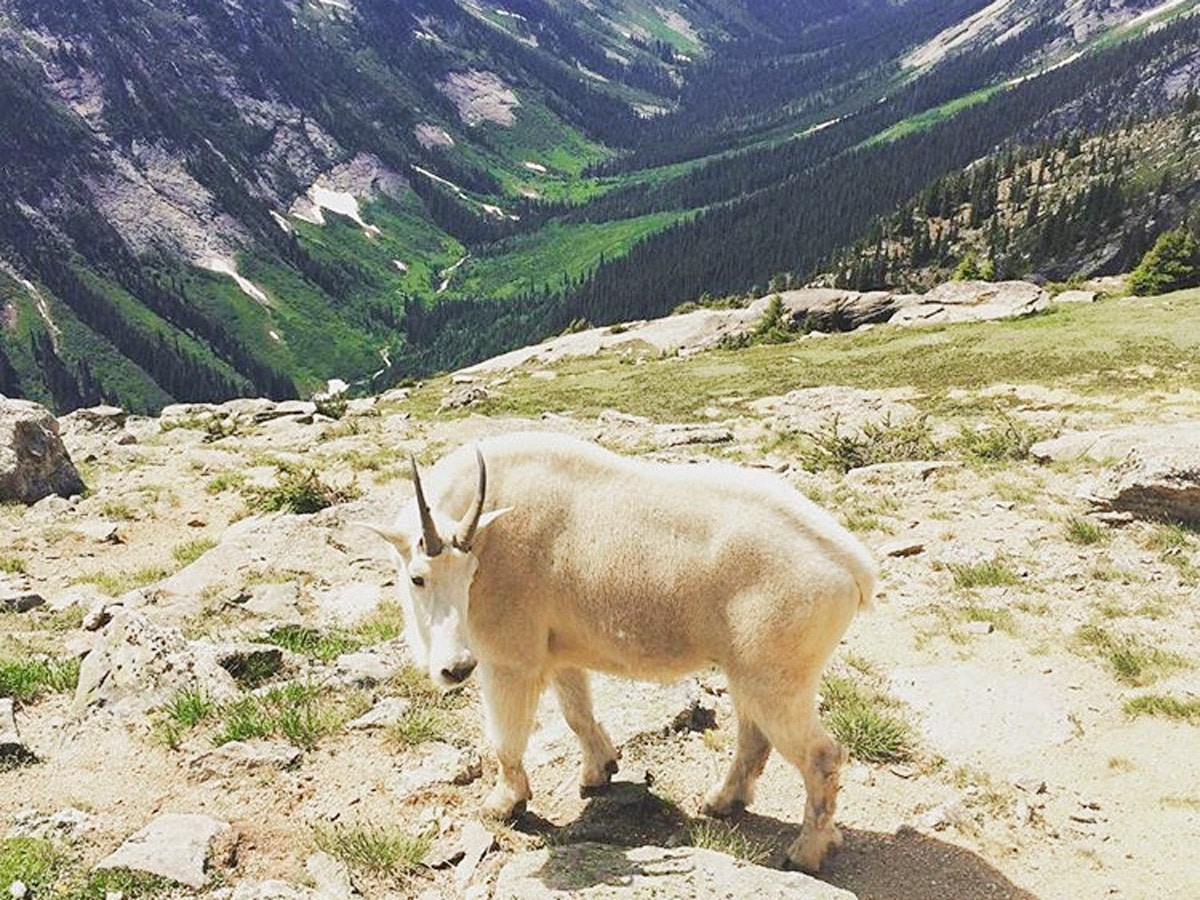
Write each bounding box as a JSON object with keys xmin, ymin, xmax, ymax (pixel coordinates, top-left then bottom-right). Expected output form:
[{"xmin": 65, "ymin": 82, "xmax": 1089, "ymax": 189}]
[
  {"xmin": 410, "ymin": 455, "xmax": 443, "ymax": 557},
  {"xmin": 455, "ymin": 447, "xmax": 487, "ymax": 551}
]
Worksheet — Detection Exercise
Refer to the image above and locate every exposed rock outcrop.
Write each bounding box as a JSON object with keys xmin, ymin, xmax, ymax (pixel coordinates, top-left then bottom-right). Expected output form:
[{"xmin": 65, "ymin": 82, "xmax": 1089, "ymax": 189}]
[{"xmin": 0, "ymin": 397, "xmax": 86, "ymax": 503}]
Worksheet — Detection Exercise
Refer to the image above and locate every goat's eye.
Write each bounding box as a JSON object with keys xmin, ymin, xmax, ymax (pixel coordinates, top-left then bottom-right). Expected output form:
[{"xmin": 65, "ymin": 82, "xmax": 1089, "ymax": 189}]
[{"xmin": 410, "ymin": 575, "xmax": 425, "ymax": 587}]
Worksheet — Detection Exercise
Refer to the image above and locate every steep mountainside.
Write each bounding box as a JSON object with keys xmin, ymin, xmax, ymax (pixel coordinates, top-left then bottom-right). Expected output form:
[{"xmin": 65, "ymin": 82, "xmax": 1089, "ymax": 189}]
[{"xmin": 1, "ymin": 0, "xmax": 1199, "ymax": 413}]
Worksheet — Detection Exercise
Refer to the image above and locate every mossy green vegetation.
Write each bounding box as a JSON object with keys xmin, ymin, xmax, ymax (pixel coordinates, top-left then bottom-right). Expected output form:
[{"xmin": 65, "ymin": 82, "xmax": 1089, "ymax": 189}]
[{"xmin": 0, "ymin": 657, "xmax": 80, "ymax": 702}]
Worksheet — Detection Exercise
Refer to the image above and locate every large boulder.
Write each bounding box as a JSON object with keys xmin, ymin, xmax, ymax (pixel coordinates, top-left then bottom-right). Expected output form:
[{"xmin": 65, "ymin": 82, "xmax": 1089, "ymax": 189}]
[
  {"xmin": 493, "ymin": 843, "xmax": 856, "ymax": 899},
  {"xmin": 889, "ymin": 280, "xmax": 1049, "ymax": 326},
  {"xmin": 74, "ymin": 610, "xmax": 240, "ymax": 717},
  {"xmin": 1079, "ymin": 423, "xmax": 1200, "ymax": 525},
  {"xmin": 0, "ymin": 397, "xmax": 85, "ymax": 503}
]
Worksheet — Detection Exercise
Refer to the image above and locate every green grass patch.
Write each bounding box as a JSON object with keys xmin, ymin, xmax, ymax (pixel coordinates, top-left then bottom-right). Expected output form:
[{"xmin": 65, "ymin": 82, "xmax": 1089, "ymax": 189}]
[
  {"xmin": 961, "ymin": 603, "xmax": 1017, "ymax": 634},
  {"xmin": 1075, "ymin": 623, "xmax": 1188, "ymax": 686},
  {"xmin": 429, "ymin": 292, "xmax": 1200, "ymax": 424},
  {"xmin": 0, "ymin": 657, "xmax": 80, "ymax": 702},
  {"xmin": 206, "ymin": 471, "xmax": 248, "ymax": 494},
  {"xmin": 862, "ymin": 84, "xmax": 1007, "ymax": 147},
  {"xmin": 820, "ymin": 674, "xmax": 913, "ymax": 763},
  {"xmin": 312, "ymin": 822, "xmax": 431, "ymax": 879},
  {"xmin": 74, "ymin": 565, "xmax": 171, "ymax": 596},
  {"xmin": 1124, "ymin": 693, "xmax": 1200, "ymax": 724},
  {"xmin": 263, "ymin": 624, "xmax": 360, "ymax": 662},
  {"xmin": 0, "ymin": 837, "xmax": 171, "ymax": 899},
  {"xmin": 0, "ymin": 555, "xmax": 27, "ymax": 574},
  {"xmin": 948, "ymin": 559, "xmax": 1022, "ymax": 589},
  {"xmin": 1065, "ymin": 517, "xmax": 1110, "ymax": 545},
  {"xmin": 172, "ymin": 537, "xmax": 217, "ymax": 566}
]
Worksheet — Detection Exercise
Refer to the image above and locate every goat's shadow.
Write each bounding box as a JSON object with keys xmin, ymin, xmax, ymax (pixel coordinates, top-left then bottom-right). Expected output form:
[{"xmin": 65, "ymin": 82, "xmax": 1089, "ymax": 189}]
[{"xmin": 513, "ymin": 781, "xmax": 1037, "ymax": 900}]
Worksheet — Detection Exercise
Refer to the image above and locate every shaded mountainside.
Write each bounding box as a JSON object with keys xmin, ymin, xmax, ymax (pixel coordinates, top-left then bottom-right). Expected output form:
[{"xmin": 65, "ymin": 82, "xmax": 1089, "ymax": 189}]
[{"xmin": 2, "ymin": 0, "xmax": 1200, "ymax": 413}]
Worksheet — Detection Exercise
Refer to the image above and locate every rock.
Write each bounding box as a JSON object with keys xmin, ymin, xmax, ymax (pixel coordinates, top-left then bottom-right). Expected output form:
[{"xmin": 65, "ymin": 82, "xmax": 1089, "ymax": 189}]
[
  {"xmin": 889, "ymin": 280, "xmax": 1050, "ymax": 327},
  {"xmin": 388, "ymin": 742, "xmax": 483, "ymax": 798},
  {"xmin": 652, "ymin": 424, "xmax": 733, "ymax": 448},
  {"xmin": 0, "ymin": 583, "xmax": 44, "ymax": 613},
  {"xmin": 188, "ymin": 740, "xmax": 301, "ymax": 778},
  {"xmin": 235, "ymin": 582, "xmax": 303, "ymax": 621},
  {"xmin": 454, "ymin": 821, "xmax": 495, "ymax": 889},
  {"xmin": 347, "ymin": 697, "xmax": 412, "ymax": 730},
  {"xmin": 878, "ymin": 537, "xmax": 926, "ymax": 558},
  {"xmin": 918, "ymin": 799, "xmax": 971, "ymax": 832},
  {"xmin": 1053, "ymin": 289, "xmax": 1097, "ymax": 303},
  {"xmin": 0, "ymin": 698, "xmax": 34, "ymax": 765},
  {"xmin": 59, "ymin": 404, "xmax": 128, "ymax": 434},
  {"xmin": 1012, "ymin": 774, "xmax": 1047, "ymax": 794},
  {"xmin": 9, "ymin": 807, "xmax": 97, "ymax": 839},
  {"xmin": 492, "ymin": 843, "xmax": 856, "ymax": 899},
  {"xmin": 332, "ymin": 650, "xmax": 401, "ymax": 687},
  {"xmin": 71, "ymin": 521, "xmax": 125, "ymax": 544},
  {"xmin": 94, "ymin": 813, "xmax": 231, "ymax": 889},
  {"xmin": 440, "ymin": 385, "xmax": 489, "ymax": 410},
  {"xmin": 1081, "ymin": 426, "xmax": 1200, "ymax": 525},
  {"xmin": 74, "ymin": 610, "xmax": 240, "ymax": 717},
  {"xmin": 305, "ymin": 850, "xmax": 356, "ymax": 899},
  {"xmin": 0, "ymin": 397, "xmax": 86, "ymax": 503},
  {"xmin": 315, "ymin": 583, "xmax": 383, "ymax": 628},
  {"xmin": 8, "ymin": 879, "xmax": 27, "ymax": 899},
  {"xmin": 963, "ymin": 621, "xmax": 995, "ymax": 635},
  {"xmin": 752, "ymin": 386, "xmax": 920, "ymax": 441}
]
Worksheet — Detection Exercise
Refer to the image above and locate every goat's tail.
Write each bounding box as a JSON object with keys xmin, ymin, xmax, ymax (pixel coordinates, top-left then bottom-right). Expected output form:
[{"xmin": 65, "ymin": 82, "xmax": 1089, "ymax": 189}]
[{"xmin": 848, "ymin": 542, "xmax": 879, "ymax": 613}]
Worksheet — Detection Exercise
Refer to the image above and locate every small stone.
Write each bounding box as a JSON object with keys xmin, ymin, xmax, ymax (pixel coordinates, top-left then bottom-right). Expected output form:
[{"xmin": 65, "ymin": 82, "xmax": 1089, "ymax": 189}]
[
  {"xmin": 305, "ymin": 850, "xmax": 355, "ymax": 898},
  {"xmin": 9, "ymin": 880, "xmax": 28, "ymax": 900},
  {"xmin": 189, "ymin": 741, "xmax": 301, "ymax": 778},
  {"xmin": 0, "ymin": 586, "xmax": 44, "ymax": 613},
  {"xmin": 878, "ymin": 537, "xmax": 925, "ymax": 558},
  {"xmin": 889, "ymin": 763, "xmax": 919, "ymax": 779},
  {"xmin": 918, "ymin": 799, "xmax": 970, "ymax": 831},
  {"xmin": 347, "ymin": 697, "xmax": 412, "ymax": 730},
  {"xmin": 454, "ymin": 821, "xmax": 495, "ymax": 888},
  {"xmin": 1012, "ymin": 774, "xmax": 1047, "ymax": 794},
  {"xmin": 964, "ymin": 620, "xmax": 995, "ymax": 635}
]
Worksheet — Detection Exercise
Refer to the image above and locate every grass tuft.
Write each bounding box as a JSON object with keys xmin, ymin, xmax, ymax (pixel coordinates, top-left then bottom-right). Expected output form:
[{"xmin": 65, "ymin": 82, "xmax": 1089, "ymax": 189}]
[
  {"xmin": 821, "ymin": 673, "xmax": 913, "ymax": 763},
  {"xmin": 688, "ymin": 820, "xmax": 771, "ymax": 865},
  {"xmin": 948, "ymin": 559, "xmax": 1022, "ymax": 589},
  {"xmin": 796, "ymin": 413, "xmax": 938, "ymax": 474},
  {"xmin": 0, "ymin": 556, "xmax": 27, "ymax": 574},
  {"xmin": 0, "ymin": 657, "xmax": 80, "ymax": 702},
  {"xmin": 1124, "ymin": 693, "xmax": 1200, "ymax": 724},
  {"xmin": 245, "ymin": 465, "xmax": 359, "ymax": 514},
  {"xmin": 1075, "ymin": 623, "xmax": 1188, "ymax": 685},
  {"xmin": 313, "ymin": 823, "xmax": 431, "ymax": 878},
  {"xmin": 1065, "ymin": 517, "xmax": 1110, "ymax": 545}
]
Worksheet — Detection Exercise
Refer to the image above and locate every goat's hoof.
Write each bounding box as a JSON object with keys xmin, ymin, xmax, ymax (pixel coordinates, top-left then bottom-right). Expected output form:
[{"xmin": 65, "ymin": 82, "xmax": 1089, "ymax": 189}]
[
  {"xmin": 785, "ymin": 827, "xmax": 842, "ymax": 873},
  {"xmin": 483, "ymin": 789, "xmax": 529, "ymax": 821},
  {"xmin": 579, "ymin": 757, "xmax": 619, "ymax": 797},
  {"xmin": 700, "ymin": 796, "xmax": 746, "ymax": 819}
]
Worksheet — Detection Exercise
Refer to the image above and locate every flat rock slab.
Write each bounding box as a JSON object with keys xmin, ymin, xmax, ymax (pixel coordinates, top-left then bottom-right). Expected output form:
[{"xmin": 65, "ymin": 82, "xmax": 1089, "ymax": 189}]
[
  {"xmin": 94, "ymin": 812, "xmax": 231, "ymax": 888},
  {"xmin": 889, "ymin": 280, "xmax": 1049, "ymax": 326},
  {"xmin": 493, "ymin": 843, "xmax": 856, "ymax": 899},
  {"xmin": 188, "ymin": 740, "xmax": 301, "ymax": 778},
  {"xmin": 347, "ymin": 697, "xmax": 412, "ymax": 730},
  {"xmin": 388, "ymin": 742, "xmax": 483, "ymax": 798},
  {"xmin": 888, "ymin": 663, "xmax": 1073, "ymax": 764}
]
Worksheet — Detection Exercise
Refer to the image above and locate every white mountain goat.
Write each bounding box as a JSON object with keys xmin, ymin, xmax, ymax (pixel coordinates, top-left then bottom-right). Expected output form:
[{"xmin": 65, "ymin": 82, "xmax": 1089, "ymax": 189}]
[{"xmin": 366, "ymin": 431, "xmax": 876, "ymax": 871}]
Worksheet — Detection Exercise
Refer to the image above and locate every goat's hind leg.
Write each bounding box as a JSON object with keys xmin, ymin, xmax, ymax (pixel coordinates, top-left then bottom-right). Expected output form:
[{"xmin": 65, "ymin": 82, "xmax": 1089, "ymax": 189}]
[
  {"xmin": 702, "ymin": 709, "xmax": 770, "ymax": 817},
  {"xmin": 479, "ymin": 664, "xmax": 540, "ymax": 820},
  {"xmin": 745, "ymin": 683, "xmax": 846, "ymax": 873},
  {"xmin": 553, "ymin": 668, "xmax": 619, "ymax": 795}
]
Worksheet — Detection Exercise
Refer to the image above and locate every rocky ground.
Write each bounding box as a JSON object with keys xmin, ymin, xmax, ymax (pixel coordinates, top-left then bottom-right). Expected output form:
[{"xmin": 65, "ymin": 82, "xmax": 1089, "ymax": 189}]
[{"xmin": 2, "ymin": 290, "xmax": 1200, "ymax": 899}]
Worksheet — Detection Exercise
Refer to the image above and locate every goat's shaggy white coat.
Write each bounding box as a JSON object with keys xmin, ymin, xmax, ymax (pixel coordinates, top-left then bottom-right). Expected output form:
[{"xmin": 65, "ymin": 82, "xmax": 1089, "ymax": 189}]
[{"xmin": 373, "ymin": 431, "xmax": 876, "ymax": 871}]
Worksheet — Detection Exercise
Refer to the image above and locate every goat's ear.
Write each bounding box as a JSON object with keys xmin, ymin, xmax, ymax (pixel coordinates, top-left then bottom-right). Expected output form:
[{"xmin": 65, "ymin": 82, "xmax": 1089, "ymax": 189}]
[
  {"xmin": 476, "ymin": 507, "xmax": 511, "ymax": 532},
  {"xmin": 352, "ymin": 522, "xmax": 412, "ymax": 559}
]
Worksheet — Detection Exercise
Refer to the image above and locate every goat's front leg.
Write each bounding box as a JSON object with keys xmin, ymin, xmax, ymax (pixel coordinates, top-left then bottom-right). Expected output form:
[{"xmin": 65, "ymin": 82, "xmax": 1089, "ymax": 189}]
[
  {"xmin": 552, "ymin": 667, "xmax": 619, "ymax": 794},
  {"xmin": 478, "ymin": 663, "xmax": 540, "ymax": 819}
]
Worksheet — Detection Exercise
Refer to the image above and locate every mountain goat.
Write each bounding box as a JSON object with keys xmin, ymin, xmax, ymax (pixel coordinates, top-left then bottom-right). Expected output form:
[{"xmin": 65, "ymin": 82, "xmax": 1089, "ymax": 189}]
[{"xmin": 367, "ymin": 431, "xmax": 876, "ymax": 872}]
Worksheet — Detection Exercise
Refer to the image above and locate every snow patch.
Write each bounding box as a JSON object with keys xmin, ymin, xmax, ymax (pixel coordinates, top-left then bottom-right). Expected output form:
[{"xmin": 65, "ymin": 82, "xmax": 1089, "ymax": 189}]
[
  {"xmin": 270, "ymin": 211, "xmax": 293, "ymax": 234},
  {"xmin": 392, "ymin": 260, "xmax": 409, "ymax": 273},
  {"xmin": 522, "ymin": 161, "xmax": 548, "ymax": 174},
  {"xmin": 268, "ymin": 330, "xmax": 282, "ymax": 343},
  {"xmin": 18, "ymin": 277, "xmax": 62, "ymax": 352},
  {"xmin": 199, "ymin": 257, "xmax": 271, "ymax": 306},
  {"xmin": 314, "ymin": 0, "xmax": 352, "ymax": 9}
]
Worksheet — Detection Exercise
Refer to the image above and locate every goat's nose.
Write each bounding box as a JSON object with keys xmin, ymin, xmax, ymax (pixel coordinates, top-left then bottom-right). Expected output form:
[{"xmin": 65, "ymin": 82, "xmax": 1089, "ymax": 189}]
[{"xmin": 441, "ymin": 660, "xmax": 477, "ymax": 684}]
